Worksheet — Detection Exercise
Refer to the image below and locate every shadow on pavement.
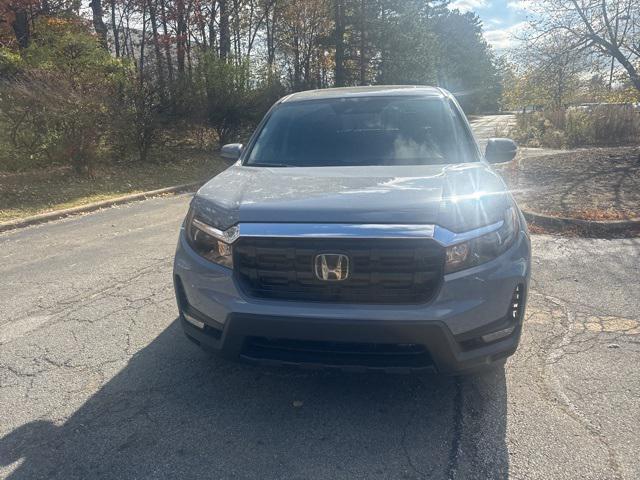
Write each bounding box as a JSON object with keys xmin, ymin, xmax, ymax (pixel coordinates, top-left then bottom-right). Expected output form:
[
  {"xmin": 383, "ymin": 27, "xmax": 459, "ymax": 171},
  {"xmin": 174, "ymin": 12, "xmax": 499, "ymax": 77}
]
[{"xmin": 0, "ymin": 319, "xmax": 509, "ymax": 479}]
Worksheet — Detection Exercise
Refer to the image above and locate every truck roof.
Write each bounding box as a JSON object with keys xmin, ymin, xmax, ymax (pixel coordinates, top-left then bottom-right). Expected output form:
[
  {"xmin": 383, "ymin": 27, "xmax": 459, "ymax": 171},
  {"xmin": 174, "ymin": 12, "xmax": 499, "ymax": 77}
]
[{"xmin": 281, "ymin": 86, "xmax": 446, "ymax": 103}]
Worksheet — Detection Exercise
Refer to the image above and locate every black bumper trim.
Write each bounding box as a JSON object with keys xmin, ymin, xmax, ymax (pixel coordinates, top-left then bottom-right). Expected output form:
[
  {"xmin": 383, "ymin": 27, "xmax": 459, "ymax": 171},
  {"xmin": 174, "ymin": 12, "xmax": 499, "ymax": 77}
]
[{"xmin": 180, "ymin": 311, "xmax": 521, "ymax": 375}]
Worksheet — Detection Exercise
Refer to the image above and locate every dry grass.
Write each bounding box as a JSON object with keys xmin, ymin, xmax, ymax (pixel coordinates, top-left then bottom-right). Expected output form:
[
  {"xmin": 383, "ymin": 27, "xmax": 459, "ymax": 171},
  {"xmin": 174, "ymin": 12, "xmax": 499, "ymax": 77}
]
[
  {"xmin": 562, "ymin": 208, "xmax": 634, "ymax": 221},
  {"xmin": 0, "ymin": 150, "xmax": 227, "ymax": 223},
  {"xmin": 529, "ymin": 206, "xmax": 635, "ymax": 221}
]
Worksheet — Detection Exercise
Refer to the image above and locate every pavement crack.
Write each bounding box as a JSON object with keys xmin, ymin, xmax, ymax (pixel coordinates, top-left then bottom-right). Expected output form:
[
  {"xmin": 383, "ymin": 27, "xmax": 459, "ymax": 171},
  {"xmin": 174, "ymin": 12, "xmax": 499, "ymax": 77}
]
[
  {"xmin": 398, "ymin": 382, "xmax": 430, "ymax": 480},
  {"xmin": 445, "ymin": 378, "xmax": 463, "ymax": 480},
  {"xmin": 528, "ymin": 291, "xmax": 625, "ymax": 480}
]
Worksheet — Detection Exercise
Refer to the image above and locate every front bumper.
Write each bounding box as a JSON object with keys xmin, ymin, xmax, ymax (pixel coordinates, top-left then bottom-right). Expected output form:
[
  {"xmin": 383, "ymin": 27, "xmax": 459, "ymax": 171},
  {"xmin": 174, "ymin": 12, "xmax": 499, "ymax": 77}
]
[{"xmin": 173, "ymin": 229, "xmax": 530, "ymax": 374}]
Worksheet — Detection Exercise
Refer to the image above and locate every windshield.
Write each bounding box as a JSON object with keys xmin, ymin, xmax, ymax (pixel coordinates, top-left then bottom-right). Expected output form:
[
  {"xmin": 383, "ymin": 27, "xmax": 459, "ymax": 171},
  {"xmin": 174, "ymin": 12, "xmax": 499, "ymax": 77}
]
[{"xmin": 244, "ymin": 96, "xmax": 477, "ymax": 167}]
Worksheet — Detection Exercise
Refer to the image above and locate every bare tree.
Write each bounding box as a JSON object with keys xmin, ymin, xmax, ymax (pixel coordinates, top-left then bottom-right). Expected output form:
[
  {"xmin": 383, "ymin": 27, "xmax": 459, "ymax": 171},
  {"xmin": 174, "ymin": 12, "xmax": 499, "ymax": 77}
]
[
  {"xmin": 531, "ymin": 0, "xmax": 640, "ymax": 92},
  {"xmin": 512, "ymin": 31, "xmax": 587, "ymax": 108}
]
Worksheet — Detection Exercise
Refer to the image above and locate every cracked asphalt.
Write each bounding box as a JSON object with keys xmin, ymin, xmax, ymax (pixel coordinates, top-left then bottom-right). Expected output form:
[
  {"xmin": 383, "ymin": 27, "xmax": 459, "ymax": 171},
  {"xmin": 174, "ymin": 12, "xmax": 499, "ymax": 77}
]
[{"xmin": 1, "ymin": 193, "xmax": 639, "ymax": 479}]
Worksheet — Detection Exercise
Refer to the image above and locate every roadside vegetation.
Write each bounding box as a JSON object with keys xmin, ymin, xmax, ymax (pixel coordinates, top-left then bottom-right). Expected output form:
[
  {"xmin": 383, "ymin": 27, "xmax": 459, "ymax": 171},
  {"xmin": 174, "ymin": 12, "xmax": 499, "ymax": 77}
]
[
  {"xmin": 0, "ymin": 154, "xmax": 225, "ymax": 222},
  {"xmin": 2, "ymin": 0, "xmax": 640, "ymax": 228},
  {"xmin": 501, "ymin": 1, "xmax": 640, "ymax": 149},
  {"xmin": 0, "ymin": 1, "xmax": 503, "ymax": 221},
  {"xmin": 510, "ymin": 106, "xmax": 640, "ymax": 149},
  {"xmin": 491, "ymin": 1, "xmax": 640, "ymax": 228}
]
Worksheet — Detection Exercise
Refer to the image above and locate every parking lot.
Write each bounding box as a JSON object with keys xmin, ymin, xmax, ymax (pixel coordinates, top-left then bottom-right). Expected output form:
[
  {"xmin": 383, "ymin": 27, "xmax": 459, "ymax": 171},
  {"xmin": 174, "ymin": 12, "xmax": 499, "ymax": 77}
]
[{"xmin": 1, "ymin": 192, "xmax": 639, "ymax": 479}]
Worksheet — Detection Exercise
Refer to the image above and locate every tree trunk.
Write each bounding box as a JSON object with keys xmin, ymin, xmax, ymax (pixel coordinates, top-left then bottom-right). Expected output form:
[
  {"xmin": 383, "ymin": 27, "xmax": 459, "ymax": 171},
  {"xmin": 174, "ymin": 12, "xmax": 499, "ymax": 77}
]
[
  {"xmin": 139, "ymin": 4, "xmax": 147, "ymax": 77},
  {"xmin": 334, "ymin": 1, "xmax": 345, "ymax": 87},
  {"xmin": 110, "ymin": 0, "xmax": 120, "ymax": 57},
  {"xmin": 359, "ymin": 0, "xmax": 366, "ymax": 85},
  {"xmin": 194, "ymin": 0, "xmax": 208, "ymax": 48},
  {"xmin": 232, "ymin": 0, "xmax": 240, "ymax": 61},
  {"xmin": 265, "ymin": 1, "xmax": 277, "ymax": 69},
  {"xmin": 219, "ymin": 0, "xmax": 231, "ymax": 60},
  {"xmin": 89, "ymin": 0, "xmax": 109, "ymax": 50},
  {"xmin": 176, "ymin": 0, "xmax": 186, "ymax": 75},
  {"xmin": 293, "ymin": 31, "xmax": 301, "ymax": 89},
  {"xmin": 159, "ymin": 0, "xmax": 175, "ymax": 85},
  {"xmin": 208, "ymin": 0, "xmax": 217, "ymax": 54},
  {"xmin": 147, "ymin": 0, "xmax": 166, "ymax": 103},
  {"xmin": 11, "ymin": 8, "xmax": 29, "ymax": 49},
  {"xmin": 610, "ymin": 49, "xmax": 640, "ymax": 93}
]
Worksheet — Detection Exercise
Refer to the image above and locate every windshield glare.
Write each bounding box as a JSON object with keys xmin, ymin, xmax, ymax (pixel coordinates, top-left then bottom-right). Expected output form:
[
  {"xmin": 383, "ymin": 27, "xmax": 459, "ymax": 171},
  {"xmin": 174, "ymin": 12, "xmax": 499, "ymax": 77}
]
[{"xmin": 245, "ymin": 97, "xmax": 477, "ymax": 167}]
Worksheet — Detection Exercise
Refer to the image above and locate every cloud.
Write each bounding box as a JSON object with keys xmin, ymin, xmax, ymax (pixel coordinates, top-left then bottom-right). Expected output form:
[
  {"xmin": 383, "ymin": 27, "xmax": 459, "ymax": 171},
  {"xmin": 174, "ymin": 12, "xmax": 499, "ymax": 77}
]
[
  {"xmin": 448, "ymin": 0, "xmax": 491, "ymax": 14},
  {"xmin": 484, "ymin": 21, "xmax": 528, "ymax": 50},
  {"xmin": 506, "ymin": 1, "xmax": 537, "ymax": 13}
]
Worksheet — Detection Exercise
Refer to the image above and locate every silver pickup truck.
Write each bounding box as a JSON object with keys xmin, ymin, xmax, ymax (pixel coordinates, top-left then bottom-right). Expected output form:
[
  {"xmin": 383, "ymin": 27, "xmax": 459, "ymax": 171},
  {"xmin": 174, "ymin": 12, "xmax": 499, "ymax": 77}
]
[{"xmin": 173, "ymin": 86, "xmax": 531, "ymax": 374}]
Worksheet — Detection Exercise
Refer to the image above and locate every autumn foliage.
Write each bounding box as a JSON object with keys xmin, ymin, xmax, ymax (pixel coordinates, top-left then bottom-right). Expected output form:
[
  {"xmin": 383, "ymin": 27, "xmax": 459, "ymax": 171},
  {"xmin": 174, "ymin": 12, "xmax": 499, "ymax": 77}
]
[{"xmin": 1, "ymin": 0, "xmax": 504, "ymax": 176}]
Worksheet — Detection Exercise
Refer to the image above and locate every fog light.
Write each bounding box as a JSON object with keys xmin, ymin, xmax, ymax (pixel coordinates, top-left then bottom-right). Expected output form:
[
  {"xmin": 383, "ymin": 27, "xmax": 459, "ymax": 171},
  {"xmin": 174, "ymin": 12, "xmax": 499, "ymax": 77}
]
[
  {"xmin": 183, "ymin": 312, "xmax": 205, "ymax": 329},
  {"xmin": 481, "ymin": 325, "xmax": 516, "ymax": 343}
]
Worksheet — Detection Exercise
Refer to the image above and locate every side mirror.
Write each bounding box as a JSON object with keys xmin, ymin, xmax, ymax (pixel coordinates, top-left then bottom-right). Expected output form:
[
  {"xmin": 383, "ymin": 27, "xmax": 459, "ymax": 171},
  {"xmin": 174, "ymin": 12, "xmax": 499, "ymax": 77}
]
[
  {"xmin": 485, "ymin": 138, "xmax": 517, "ymax": 164},
  {"xmin": 220, "ymin": 143, "xmax": 243, "ymax": 163}
]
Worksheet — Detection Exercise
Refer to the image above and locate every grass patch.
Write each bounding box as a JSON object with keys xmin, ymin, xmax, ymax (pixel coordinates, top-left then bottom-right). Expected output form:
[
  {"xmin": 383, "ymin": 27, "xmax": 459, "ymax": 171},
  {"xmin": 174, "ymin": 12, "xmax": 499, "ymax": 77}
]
[{"xmin": 0, "ymin": 148, "xmax": 227, "ymax": 223}]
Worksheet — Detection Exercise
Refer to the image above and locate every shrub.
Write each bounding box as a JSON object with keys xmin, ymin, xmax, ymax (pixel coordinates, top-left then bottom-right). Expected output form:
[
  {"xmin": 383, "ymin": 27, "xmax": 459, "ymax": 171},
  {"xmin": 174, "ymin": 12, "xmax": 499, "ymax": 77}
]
[
  {"xmin": 512, "ymin": 105, "xmax": 640, "ymax": 149},
  {"xmin": 190, "ymin": 56, "xmax": 284, "ymax": 148},
  {"xmin": 0, "ymin": 47, "xmax": 23, "ymax": 77},
  {"xmin": 107, "ymin": 72, "xmax": 164, "ymax": 164},
  {"xmin": 511, "ymin": 111, "xmax": 548, "ymax": 147},
  {"xmin": 0, "ymin": 18, "xmax": 126, "ymax": 175},
  {"xmin": 540, "ymin": 129, "xmax": 566, "ymax": 149},
  {"xmin": 565, "ymin": 110, "xmax": 594, "ymax": 147},
  {"xmin": 591, "ymin": 104, "xmax": 639, "ymax": 145}
]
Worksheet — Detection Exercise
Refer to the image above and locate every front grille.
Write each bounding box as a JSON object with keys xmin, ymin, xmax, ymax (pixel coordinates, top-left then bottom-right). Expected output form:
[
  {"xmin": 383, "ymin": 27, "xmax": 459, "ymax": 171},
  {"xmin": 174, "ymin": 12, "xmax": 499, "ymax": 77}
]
[
  {"xmin": 234, "ymin": 237, "xmax": 444, "ymax": 304},
  {"xmin": 242, "ymin": 337, "xmax": 433, "ymax": 369}
]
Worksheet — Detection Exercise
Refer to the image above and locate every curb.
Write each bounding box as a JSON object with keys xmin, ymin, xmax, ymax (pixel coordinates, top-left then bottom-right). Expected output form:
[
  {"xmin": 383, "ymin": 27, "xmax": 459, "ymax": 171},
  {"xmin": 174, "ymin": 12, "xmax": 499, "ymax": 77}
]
[
  {"xmin": 522, "ymin": 210, "xmax": 640, "ymax": 236},
  {"xmin": 0, "ymin": 181, "xmax": 203, "ymax": 234},
  {"xmin": 3, "ymin": 180, "xmax": 637, "ymax": 237}
]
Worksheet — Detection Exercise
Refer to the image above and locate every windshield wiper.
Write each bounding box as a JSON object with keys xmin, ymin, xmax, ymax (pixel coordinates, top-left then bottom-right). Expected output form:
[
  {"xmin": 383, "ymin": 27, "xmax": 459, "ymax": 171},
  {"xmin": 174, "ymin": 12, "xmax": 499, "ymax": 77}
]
[{"xmin": 245, "ymin": 163, "xmax": 292, "ymax": 168}]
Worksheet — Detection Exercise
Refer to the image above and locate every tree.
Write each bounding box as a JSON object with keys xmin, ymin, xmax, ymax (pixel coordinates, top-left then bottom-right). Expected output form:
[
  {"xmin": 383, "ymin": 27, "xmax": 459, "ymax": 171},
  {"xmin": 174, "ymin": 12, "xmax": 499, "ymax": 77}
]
[
  {"xmin": 193, "ymin": 54, "xmax": 255, "ymax": 145},
  {"xmin": 509, "ymin": 31, "xmax": 586, "ymax": 109},
  {"xmin": 531, "ymin": 0, "xmax": 640, "ymax": 93},
  {"xmin": 1, "ymin": 0, "xmax": 79, "ymax": 49},
  {"xmin": 1, "ymin": 0, "xmax": 511, "ymax": 178},
  {"xmin": 277, "ymin": 0, "xmax": 331, "ymax": 90},
  {"xmin": 0, "ymin": 17, "xmax": 127, "ymax": 174},
  {"xmin": 370, "ymin": 1, "xmax": 440, "ymax": 86},
  {"xmin": 434, "ymin": 10, "xmax": 502, "ymax": 112}
]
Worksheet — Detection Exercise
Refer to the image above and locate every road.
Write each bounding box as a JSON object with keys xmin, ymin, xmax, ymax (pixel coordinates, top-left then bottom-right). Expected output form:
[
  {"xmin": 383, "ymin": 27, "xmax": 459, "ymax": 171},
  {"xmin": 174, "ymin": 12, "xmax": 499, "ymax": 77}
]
[
  {"xmin": 1, "ymin": 151, "xmax": 639, "ymax": 479},
  {"xmin": 469, "ymin": 114, "xmax": 570, "ymax": 160},
  {"xmin": 469, "ymin": 114, "xmax": 515, "ymax": 151}
]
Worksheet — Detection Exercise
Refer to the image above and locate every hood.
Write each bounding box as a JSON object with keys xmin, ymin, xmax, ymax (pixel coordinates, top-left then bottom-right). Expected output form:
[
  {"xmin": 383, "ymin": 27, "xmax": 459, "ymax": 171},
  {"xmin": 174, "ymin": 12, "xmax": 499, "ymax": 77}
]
[{"xmin": 192, "ymin": 163, "xmax": 511, "ymax": 233}]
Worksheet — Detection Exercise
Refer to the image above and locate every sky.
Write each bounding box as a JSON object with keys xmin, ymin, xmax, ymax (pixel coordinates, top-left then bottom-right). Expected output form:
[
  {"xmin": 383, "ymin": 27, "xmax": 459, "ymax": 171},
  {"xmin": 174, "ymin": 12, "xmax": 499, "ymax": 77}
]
[{"xmin": 448, "ymin": 0, "xmax": 534, "ymax": 51}]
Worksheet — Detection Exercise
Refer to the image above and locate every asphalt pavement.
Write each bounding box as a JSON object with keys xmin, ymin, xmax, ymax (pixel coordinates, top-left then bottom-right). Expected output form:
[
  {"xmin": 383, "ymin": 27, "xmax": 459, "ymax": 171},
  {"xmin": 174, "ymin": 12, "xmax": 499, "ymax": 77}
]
[
  {"xmin": 469, "ymin": 114, "xmax": 515, "ymax": 151},
  {"xmin": 1, "ymin": 119, "xmax": 639, "ymax": 479}
]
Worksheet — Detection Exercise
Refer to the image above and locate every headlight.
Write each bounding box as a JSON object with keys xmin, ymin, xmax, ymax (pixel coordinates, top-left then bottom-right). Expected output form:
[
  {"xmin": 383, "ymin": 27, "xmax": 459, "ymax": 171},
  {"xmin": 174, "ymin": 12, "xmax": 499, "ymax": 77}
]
[
  {"xmin": 444, "ymin": 206, "xmax": 520, "ymax": 274},
  {"xmin": 184, "ymin": 208, "xmax": 237, "ymax": 268}
]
